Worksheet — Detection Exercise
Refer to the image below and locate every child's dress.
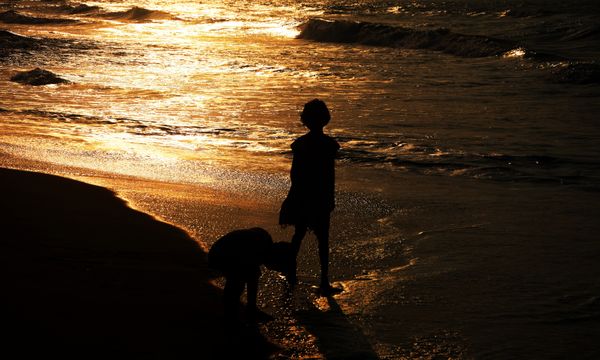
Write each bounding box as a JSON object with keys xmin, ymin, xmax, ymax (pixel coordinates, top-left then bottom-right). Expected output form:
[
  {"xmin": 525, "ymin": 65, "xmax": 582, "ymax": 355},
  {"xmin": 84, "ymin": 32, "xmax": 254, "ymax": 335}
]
[{"xmin": 279, "ymin": 131, "xmax": 340, "ymax": 229}]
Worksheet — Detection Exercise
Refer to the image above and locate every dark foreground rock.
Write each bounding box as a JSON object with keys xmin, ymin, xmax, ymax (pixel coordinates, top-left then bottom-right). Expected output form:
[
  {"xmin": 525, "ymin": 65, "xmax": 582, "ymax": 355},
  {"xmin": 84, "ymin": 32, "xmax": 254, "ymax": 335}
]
[{"xmin": 10, "ymin": 68, "xmax": 70, "ymax": 86}]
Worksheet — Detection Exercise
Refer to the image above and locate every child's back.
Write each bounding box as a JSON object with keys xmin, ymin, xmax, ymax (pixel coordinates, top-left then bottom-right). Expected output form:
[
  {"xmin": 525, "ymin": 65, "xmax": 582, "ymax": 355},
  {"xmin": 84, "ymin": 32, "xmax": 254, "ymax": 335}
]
[
  {"xmin": 289, "ymin": 131, "xmax": 339, "ymax": 215},
  {"xmin": 208, "ymin": 227, "xmax": 272, "ymax": 276}
]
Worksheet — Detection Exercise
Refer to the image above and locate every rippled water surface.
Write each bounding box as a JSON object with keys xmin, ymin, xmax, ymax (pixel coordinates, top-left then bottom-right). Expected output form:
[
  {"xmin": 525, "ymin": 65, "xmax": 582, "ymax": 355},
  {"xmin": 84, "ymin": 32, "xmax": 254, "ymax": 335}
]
[{"xmin": 2, "ymin": 0, "xmax": 599, "ymax": 184}]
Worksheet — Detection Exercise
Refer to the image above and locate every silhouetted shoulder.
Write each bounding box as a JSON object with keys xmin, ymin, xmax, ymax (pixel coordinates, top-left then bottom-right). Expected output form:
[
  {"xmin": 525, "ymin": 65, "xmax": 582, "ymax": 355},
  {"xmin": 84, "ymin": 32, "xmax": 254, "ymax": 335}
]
[
  {"xmin": 208, "ymin": 228, "xmax": 273, "ymax": 272},
  {"xmin": 291, "ymin": 132, "xmax": 340, "ymax": 155}
]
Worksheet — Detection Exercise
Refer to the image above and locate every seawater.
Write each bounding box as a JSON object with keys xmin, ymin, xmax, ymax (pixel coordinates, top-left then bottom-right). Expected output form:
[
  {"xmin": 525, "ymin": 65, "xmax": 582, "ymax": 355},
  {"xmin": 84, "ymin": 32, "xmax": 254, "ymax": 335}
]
[{"xmin": 1, "ymin": 0, "xmax": 600, "ymax": 358}]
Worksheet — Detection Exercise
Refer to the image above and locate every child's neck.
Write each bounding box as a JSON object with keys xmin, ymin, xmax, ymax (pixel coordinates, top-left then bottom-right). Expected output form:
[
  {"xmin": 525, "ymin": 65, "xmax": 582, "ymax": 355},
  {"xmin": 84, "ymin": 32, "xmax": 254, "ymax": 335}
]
[{"xmin": 308, "ymin": 128, "xmax": 324, "ymax": 134}]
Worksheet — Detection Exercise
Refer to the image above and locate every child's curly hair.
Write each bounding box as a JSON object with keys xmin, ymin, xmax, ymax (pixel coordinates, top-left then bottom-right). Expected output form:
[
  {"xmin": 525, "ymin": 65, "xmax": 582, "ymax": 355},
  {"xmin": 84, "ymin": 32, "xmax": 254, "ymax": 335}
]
[{"xmin": 300, "ymin": 99, "xmax": 331, "ymax": 130}]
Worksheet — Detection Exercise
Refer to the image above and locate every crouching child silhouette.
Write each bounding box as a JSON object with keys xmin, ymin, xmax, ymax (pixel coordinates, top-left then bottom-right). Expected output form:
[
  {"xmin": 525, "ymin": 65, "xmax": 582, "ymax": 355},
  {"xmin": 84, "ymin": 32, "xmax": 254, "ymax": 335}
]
[{"xmin": 208, "ymin": 227, "xmax": 295, "ymax": 323}]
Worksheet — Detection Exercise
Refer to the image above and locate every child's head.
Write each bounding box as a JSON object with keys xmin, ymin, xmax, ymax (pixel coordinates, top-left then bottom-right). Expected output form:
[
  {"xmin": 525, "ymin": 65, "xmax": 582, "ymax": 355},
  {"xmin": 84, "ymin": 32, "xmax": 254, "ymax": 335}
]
[
  {"xmin": 300, "ymin": 99, "xmax": 331, "ymax": 131},
  {"xmin": 264, "ymin": 241, "xmax": 296, "ymax": 284}
]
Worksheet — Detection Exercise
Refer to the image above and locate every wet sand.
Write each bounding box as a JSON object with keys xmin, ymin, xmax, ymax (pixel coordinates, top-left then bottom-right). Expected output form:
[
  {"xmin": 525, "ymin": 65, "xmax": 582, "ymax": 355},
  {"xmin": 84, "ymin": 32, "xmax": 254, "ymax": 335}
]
[
  {"xmin": 0, "ymin": 167, "xmax": 275, "ymax": 359},
  {"xmin": 3, "ymin": 151, "xmax": 600, "ymax": 359}
]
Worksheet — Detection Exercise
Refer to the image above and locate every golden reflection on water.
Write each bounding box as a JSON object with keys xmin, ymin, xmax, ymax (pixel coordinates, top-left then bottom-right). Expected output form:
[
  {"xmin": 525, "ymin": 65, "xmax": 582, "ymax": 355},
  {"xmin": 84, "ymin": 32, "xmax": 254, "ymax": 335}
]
[
  {"xmin": 0, "ymin": 0, "xmax": 335, "ymax": 183},
  {"xmin": 503, "ymin": 47, "xmax": 527, "ymax": 58},
  {"xmin": 333, "ymin": 258, "xmax": 418, "ymax": 316}
]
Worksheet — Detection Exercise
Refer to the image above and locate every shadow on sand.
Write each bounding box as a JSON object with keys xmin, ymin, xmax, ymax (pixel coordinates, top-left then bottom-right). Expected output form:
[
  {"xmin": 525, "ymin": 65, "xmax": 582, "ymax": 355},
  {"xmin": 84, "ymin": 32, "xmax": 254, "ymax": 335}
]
[{"xmin": 296, "ymin": 294, "xmax": 380, "ymax": 359}]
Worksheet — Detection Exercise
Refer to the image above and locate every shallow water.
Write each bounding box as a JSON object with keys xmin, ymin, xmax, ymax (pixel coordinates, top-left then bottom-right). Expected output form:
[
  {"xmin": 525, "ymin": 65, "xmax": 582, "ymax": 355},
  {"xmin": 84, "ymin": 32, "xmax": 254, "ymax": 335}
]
[
  {"xmin": 2, "ymin": 0, "xmax": 600, "ymax": 358},
  {"xmin": 2, "ymin": 0, "xmax": 600, "ymax": 185}
]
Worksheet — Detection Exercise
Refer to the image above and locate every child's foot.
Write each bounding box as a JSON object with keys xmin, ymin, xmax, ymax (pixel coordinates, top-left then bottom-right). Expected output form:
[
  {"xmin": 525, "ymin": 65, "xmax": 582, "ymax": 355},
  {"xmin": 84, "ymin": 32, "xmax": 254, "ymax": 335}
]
[{"xmin": 318, "ymin": 283, "xmax": 343, "ymax": 296}]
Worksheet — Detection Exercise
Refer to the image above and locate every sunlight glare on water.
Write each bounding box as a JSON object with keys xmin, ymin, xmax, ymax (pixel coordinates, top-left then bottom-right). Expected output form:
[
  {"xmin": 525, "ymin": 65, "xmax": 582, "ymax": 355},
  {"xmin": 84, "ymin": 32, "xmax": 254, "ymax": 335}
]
[{"xmin": 0, "ymin": 0, "xmax": 324, "ymax": 181}]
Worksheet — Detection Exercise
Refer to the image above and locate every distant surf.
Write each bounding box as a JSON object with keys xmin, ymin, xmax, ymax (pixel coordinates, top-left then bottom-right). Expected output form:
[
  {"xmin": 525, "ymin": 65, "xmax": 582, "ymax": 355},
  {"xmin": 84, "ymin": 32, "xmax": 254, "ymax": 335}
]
[
  {"xmin": 0, "ymin": 29, "xmax": 95, "ymax": 63},
  {"xmin": 98, "ymin": 6, "xmax": 180, "ymax": 22},
  {"xmin": 297, "ymin": 18, "xmax": 600, "ymax": 84},
  {"xmin": 298, "ymin": 19, "xmax": 517, "ymax": 58},
  {"xmin": 0, "ymin": 10, "xmax": 79, "ymax": 25}
]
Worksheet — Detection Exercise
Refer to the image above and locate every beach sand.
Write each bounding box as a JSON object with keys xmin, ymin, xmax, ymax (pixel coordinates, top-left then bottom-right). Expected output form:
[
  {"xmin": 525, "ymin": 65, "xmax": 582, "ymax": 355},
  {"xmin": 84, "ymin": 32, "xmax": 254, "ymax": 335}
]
[
  {"xmin": 3, "ymin": 151, "xmax": 600, "ymax": 359},
  {"xmin": 0, "ymin": 167, "xmax": 276, "ymax": 359}
]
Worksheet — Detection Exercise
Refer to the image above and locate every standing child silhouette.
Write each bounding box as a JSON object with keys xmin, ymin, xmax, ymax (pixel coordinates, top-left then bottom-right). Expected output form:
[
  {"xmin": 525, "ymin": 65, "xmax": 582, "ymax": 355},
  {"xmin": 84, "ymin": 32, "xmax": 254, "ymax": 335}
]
[{"xmin": 279, "ymin": 99, "xmax": 341, "ymax": 295}]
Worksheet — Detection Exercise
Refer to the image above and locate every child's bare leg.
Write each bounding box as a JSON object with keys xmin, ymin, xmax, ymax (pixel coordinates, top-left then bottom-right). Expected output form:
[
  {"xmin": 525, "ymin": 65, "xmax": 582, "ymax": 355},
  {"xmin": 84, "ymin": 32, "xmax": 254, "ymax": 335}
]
[
  {"xmin": 314, "ymin": 223, "xmax": 330, "ymax": 288},
  {"xmin": 291, "ymin": 224, "xmax": 307, "ymax": 255},
  {"xmin": 287, "ymin": 224, "xmax": 306, "ymax": 286},
  {"xmin": 315, "ymin": 217, "xmax": 341, "ymax": 295}
]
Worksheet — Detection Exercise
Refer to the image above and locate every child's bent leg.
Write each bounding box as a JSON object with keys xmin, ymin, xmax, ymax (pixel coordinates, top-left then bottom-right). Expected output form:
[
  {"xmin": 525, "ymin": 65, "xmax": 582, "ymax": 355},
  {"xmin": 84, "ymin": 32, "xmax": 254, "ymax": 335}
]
[
  {"xmin": 224, "ymin": 275, "xmax": 245, "ymax": 320},
  {"xmin": 246, "ymin": 270, "xmax": 259, "ymax": 314},
  {"xmin": 246, "ymin": 269, "xmax": 273, "ymax": 322}
]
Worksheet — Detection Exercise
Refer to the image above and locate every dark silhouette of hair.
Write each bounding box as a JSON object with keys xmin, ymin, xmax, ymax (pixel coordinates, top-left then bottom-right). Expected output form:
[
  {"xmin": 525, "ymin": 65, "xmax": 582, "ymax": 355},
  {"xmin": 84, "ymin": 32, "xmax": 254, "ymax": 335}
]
[{"xmin": 301, "ymin": 99, "xmax": 331, "ymax": 130}]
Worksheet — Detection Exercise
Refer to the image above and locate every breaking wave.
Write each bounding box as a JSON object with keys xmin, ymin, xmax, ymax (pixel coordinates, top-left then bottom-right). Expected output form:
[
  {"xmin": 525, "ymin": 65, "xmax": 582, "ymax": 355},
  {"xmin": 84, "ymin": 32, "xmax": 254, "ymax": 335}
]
[
  {"xmin": 99, "ymin": 7, "xmax": 179, "ymax": 22},
  {"xmin": 297, "ymin": 19, "xmax": 518, "ymax": 58},
  {"xmin": 0, "ymin": 29, "xmax": 38, "ymax": 47},
  {"xmin": 53, "ymin": 3, "xmax": 101, "ymax": 15},
  {"xmin": 298, "ymin": 18, "xmax": 600, "ymax": 84}
]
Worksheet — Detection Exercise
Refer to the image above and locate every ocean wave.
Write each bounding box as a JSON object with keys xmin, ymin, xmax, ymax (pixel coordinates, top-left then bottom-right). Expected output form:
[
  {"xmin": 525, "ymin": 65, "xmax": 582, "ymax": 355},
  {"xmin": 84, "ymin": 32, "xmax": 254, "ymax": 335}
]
[
  {"xmin": 99, "ymin": 7, "xmax": 179, "ymax": 22},
  {"xmin": 0, "ymin": 108, "xmax": 245, "ymax": 137},
  {"xmin": 0, "ymin": 10, "xmax": 78, "ymax": 25},
  {"xmin": 18, "ymin": 2, "xmax": 102, "ymax": 16},
  {"xmin": 498, "ymin": 8, "xmax": 556, "ymax": 18},
  {"xmin": 54, "ymin": 3, "xmax": 101, "ymax": 15},
  {"xmin": 337, "ymin": 139, "xmax": 600, "ymax": 187},
  {"xmin": 0, "ymin": 29, "xmax": 38, "ymax": 47},
  {"xmin": 1, "ymin": 30, "xmax": 49, "ymax": 57},
  {"xmin": 297, "ymin": 19, "xmax": 517, "ymax": 58},
  {"xmin": 3, "ymin": 109, "xmax": 119, "ymax": 125},
  {"xmin": 0, "ymin": 29, "xmax": 95, "ymax": 61},
  {"xmin": 550, "ymin": 62, "xmax": 600, "ymax": 84},
  {"xmin": 560, "ymin": 23, "xmax": 600, "ymax": 42},
  {"xmin": 298, "ymin": 18, "xmax": 600, "ymax": 85}
]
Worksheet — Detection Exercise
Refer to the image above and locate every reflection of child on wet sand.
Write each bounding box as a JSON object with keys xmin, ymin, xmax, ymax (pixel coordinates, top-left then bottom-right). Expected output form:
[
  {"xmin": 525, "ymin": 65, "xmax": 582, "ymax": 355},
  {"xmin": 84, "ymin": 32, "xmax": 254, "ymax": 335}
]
[
  {"xmin": 280, "ymin": 99, "xmax": 342, "ymax": 296},
  {"xmin": 208, "ymin": 227, "xmax": 295, "ymax": 322}
]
